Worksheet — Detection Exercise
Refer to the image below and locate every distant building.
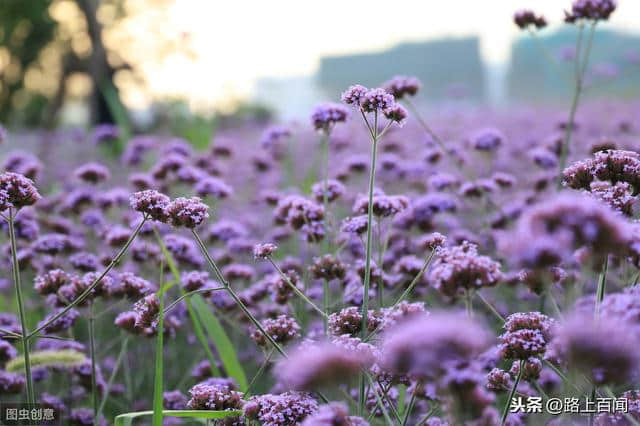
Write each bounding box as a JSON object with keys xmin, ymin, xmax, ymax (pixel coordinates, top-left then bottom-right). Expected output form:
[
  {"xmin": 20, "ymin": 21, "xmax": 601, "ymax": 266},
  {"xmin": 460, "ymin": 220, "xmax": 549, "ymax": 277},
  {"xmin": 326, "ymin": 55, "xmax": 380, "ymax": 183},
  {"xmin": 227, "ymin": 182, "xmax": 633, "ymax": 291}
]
[
  {"xmin": 318, "ymin": 38, "xmax": 486, "ymax": 102},
  {"xmin": 507, "ymin": 28, "xmax": 640, "ymax": 101},
  {"xmin": 252, "ymin": 76, "xmax": 325, "ymax": 120}
]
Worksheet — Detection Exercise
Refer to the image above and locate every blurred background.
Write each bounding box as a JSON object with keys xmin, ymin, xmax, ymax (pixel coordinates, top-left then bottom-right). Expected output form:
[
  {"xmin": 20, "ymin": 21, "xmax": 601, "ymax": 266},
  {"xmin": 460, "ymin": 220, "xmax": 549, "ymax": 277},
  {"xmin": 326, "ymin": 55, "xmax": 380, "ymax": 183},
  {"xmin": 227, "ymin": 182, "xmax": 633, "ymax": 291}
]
[{"xmin": 1, "ymin": 0, "xmax": 639, "ymax": 130}]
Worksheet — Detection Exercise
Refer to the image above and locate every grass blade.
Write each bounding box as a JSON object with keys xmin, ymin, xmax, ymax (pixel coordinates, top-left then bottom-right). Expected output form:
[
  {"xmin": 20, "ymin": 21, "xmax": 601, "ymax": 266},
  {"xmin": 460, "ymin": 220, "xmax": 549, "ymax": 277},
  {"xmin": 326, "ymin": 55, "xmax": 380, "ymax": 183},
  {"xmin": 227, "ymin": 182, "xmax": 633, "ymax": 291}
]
[
  {"xmin": 192, "ymin": 295, "xmax": 248, "ymax": 391},
  {"xmin": 115, "ymin": 410, "xmax": 242, "ymax": 426},
  {"xmin": 154, "ymin": 230, "xmax": 222, "ymax": 377},
  {"xmin": 152, "ymin": 264, "xmax": 166, "ymax": 426}
]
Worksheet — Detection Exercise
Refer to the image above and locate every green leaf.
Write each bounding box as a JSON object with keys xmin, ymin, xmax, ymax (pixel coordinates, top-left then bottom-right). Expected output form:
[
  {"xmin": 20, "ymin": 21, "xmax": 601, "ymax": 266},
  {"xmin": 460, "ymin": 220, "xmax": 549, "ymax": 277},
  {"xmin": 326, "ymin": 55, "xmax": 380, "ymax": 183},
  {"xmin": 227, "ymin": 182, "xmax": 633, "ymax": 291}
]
[
  {"xmin": 152, "ymin": 266, "xmax": 167, "ymax": 426},
  {"xmin": 153, "ymin": 230, "xmax": 222, "ymax": 377},
  {"xmin": 192, "ymin": 295, "xmax": 248, "ymax": 391},
  {"xmin": 114, "ymin": 410, "xmax": 242, "ymax": 426}
]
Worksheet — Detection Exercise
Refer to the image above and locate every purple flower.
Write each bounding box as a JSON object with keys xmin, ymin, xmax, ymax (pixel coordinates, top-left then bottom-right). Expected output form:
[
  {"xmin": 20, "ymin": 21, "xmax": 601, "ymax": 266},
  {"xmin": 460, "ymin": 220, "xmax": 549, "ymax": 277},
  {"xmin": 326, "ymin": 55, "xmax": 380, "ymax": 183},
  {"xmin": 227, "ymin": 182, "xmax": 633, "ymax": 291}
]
[
  {"xmin": 275, "ymin": 341, "xmax": 364, "ymax": 390},
  {"xmin": 341, "ymin": 84, "xmax": 369, "ymax": 106},
  {"xmin": 360, "ymin": 88, "xmax": 395, "ymax": 113},
  {"xmin": 166, "ymin": 197, "xmax": 210, "ymax": 228},
  {"xmin": 244, "ymin": 392, "xmax": 318, "ymax": 426},
  {"xmin": 0, "ymin": 172, "xmax": 41, "ymax": 210},
  {"xmin": 73, "ymin": 162, "xmax": 111, "ymax": 184},
  {"xmin": 311, "ymin": 103, "xmax": 349, "ymax": 132},
  {"xmin": 129, "ymin": 190, "xmax": 170, "ymax": 222},
  {"xmin": 253, "ymin": 242, "xmax": 278, "ymax": 259},
  {"xmin": 381, "ymin": 312, "xmax": 491, "ymax": 380},
  {"xmin": 427, "ymin": 241, "xmax": 503, "ymax": 298},
  {"xmin": 514, "ymin": 9, "xmax": 547, "ymax": 29},
  {"xmin": 566, "ymin": 0, "xmax": 616, "ymax": 22},
  {"xmin": 186, "ymin": 383, "xmax": 243, "ymax": 410},
  {"xmin": 383, "ymin": 76, "xmax": 421, "ymax": 99},
  {"xmin": 251, "ymin": 314, "xmax": 300, "ymax": 347}
]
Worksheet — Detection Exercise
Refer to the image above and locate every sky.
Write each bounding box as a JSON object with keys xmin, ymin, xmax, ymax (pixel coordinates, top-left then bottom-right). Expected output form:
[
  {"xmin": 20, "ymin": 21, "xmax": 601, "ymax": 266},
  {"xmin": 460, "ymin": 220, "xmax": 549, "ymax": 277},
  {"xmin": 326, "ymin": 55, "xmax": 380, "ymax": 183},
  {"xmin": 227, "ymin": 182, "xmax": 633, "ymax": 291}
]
[{"xmin": 112, "ymin": 0, "xmax": 640, "ymax": 109}]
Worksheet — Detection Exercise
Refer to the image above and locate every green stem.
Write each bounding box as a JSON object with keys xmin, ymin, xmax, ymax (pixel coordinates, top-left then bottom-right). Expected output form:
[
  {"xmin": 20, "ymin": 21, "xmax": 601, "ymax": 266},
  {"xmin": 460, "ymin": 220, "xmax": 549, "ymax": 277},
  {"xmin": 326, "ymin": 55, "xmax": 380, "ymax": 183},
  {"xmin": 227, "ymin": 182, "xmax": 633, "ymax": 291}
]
[
  {"xmin": 191, "ymin": 230, "xmax": 286, "ymax": 357},
  {"xmin": 89, "ymin": 304, "xmax": 98, "ymax": 423},
  {"xmin": 359, "ymin": 111, "xmax": 379, "ymax": 416},
  {"xmin": 266, "ymin": 257, "xmax": 327, "ymax": 318},
  {"xmin": 29, "ymin": 215, "xmax": 148, "ymax": 338},
  {"xmin": 557, "ymin": 23, "xmax": 596, "ymax": 187},
  {"xmin": 244, "ymin": 349, "xmax": 274, "ymax": 398},
  {"xmin": 595, "ymin": 256, "xmax": 608, "ymax": 318},
  {"xmin": 7, "ymin": 209, "xmax": 34, "ymax": 404},
  {"xmin": 393, "ymin": 251, "xmax": 435, "ymax": 306},
  {"xmin": 501, "ymin": 359, "xmax": 524, "ymax": 426},
  {"xmin": 97, "ymin": 335, "xmax": 129, "ymax": 419}
]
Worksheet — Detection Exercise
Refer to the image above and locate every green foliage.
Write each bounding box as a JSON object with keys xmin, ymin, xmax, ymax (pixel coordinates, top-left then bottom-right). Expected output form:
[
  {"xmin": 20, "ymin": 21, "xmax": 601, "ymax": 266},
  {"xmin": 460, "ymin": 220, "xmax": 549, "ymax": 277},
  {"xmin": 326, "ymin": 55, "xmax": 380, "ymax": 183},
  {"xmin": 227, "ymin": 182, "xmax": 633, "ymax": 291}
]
[
  {"xmin": 192, "ymin": 295, "xmax": 248, "ymax": 391},
  {"xmin": 114, "ymin": 410, "xmax": 242, "ymax": 426}
]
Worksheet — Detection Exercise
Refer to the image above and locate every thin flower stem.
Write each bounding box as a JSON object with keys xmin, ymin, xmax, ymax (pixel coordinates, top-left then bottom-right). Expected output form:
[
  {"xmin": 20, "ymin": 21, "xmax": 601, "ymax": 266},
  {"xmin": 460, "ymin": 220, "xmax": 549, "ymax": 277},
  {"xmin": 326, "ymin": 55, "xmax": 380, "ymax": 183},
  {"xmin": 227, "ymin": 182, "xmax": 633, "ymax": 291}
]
[
  {"xmin": 476, "ymin": 292, "xmax": 505, "ymax": 322},
  {"xmin": 7, "ymin": 209, "xmax": 34, "ymax": 405},
  {"xmin": 29, "ymin": 215, "xmax": 148, "ymax": 339},
  {"xmin": 88, "ymin": 305, "xmax": 98, "ymax": 423},
  {"xmin": 595, "ymin": 256, "xmax": 609, "ymax": 318},
  {"xmin": 320, "ymin": 130, "xmax": 331, "ymax": 332},
  {"xmin": 402, "ymin": 98, "xmax": 447, "ymax": 153},
  {"xmin": 266, "ymin": 257, "xmax": 327, "ymax": 318},
  {"xmin": 365, "ymin": 372, "xmax": 394, "ymax": 426},
  {"xmin": 359, "ymin": 111, "xmax": 379, "ymax": 416},
  {"xmin": 0, "ymin": 328, "xmax": 21, "ymax": 339},
  {"xmin": 557, "ymin": 23, "xmax": 596, "ymax": 187},
  {"xmin": 501, "ymin": 359, "xmax": 524, "ymax": 426},
  {"xmin": 401, "ymin": 382, "xmax": 420, "ymax": 426},
  {"xmin": 464, "ymin": 290, "xmax": 474, "ymax": 318},
  {"xmin": 393, "ymin": 251, "xmax": 435, "ymax": 306},
  {"xmin": 416, "ymin": 404, "xmax": 438, "ymax": 426},
  {"xmin": 163, "ymin": 287, "xmax": 226, "ymax": 315},
  {"xmin": 244, "ymin": 349, "xmax": 274, "ymax": 398},
  {"xmin": 191, "ymin": 229, "xmax": 286, "ymax": 357},
  {"xmin": 97, "ymin": 335, "xmax": 129, "ymax": 419}
]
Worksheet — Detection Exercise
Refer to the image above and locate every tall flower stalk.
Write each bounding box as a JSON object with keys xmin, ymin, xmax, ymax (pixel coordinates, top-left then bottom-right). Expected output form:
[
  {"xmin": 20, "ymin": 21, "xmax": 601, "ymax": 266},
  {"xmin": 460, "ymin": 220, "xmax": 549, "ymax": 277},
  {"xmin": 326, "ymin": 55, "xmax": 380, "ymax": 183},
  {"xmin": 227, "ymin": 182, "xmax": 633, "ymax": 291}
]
[
  {"xmin": 311, "ymin": 102, "xmax": 348, "ymax": 330},
  {"xmin": 7, "ymin": 208, "xmax": 34, "ymax": 405},
  {"xmin": 342, "ymin": 84, "xmax": 407, "ymax": 415}
]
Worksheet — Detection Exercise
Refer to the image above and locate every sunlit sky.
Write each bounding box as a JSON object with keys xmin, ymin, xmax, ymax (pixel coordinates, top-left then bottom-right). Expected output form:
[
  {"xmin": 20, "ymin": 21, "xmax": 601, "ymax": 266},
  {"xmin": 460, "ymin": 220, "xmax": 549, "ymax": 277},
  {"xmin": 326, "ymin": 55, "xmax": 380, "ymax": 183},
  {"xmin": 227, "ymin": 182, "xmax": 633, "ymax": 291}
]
[{"xmin": 111, "ymin": 0, "xmax": 640, "ymax": 109}]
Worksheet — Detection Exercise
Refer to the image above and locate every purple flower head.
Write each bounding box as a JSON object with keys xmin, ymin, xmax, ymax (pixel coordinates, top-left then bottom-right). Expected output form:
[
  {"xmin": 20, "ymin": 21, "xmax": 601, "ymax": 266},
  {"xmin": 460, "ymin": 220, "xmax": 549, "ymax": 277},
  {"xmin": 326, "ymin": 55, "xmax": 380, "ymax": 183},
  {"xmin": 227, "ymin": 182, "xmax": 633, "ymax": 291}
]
[
  {"xmin": 502, "ymin": 193, "xmax": 632, "ymax": 269},
  {"xmin": 383, "ymin": 76, "xmax": 421, "ymax": 99},
  {"xmin": 195, "ymin": 177, "xmax": 233, "ymax": 199},
  {"xmin": 37, "ymin": 308, "xmax": 80, "ymax": 334},
  {"xmin": 92, "ymin": 124, "xmax": 119, "ymax": 144},
  {"xmin": 311, "ymin": 103, "xmax": 349, "ymax": 132},
  {"xmin": 0, "ymin": 340, "xmax": 17, "ymax": 366},
  {"xmin": 275, "ymin": 341, "xmax": 364, "ymax": 390},
  {"xmin": 301, "ymin": 402, "xmax": 368, "ymax": 426},
  {"xmin": 34, "ymin": 269, "xmax": 71, "ymax": 295},
  {"xmin": 311, "ymin": 179, "xmax": 345, "ymax": 203},
  {"xmin": 360, "ymin": 88, "xmax": 395, "ymax": 113},
  {"xmin": 383, "ymin": 104, "xmax": 408, "ymax": 126},
  {"xmin": 244, "ymin": 392, "xmax": 318, "ymax": 425},
  {"xmin": 251, "ymin": 314, "xmax": 300, "ymax": 347},
  {"xmin": 253, "ymin": 242, "xmax": 278, "ymax": 259},
  {"xmin": 167, "ymin": 197, "xmax": 209, "ymax": 228},
  {"xmin": 164, "ymin": 390, "xmax": 188, "ymax": 410},
  {"xmin": 381, "ymin": 312, "xmax": 491, "ymax": 380},
  {"xmin": 309, "ymin": 254, "xmax": 346, "ymax": 281},
  {"xmin": 470, "ymin": 127, "xmax": 504, "ymax": 152},
  {"xmin": 73, "ymin": 162, "xmax": 111, "ymax": 184},
  {"xmin": 514, "ymin": 9, "xmax": 547, "ymax": 29},
  {"xmin": 186, "ymin": 382, "xmax": 243, "ymax": 410},
  {"xmin": 549, "ymin": 313, "xmax": 638, "ymax": 385},
  {"xmin": 0, "ymin": 172, "xmax": 41, "ymax": 210},
  {"xmin": 566, "ymin": 0, "xmax": 616, "ymax": 22},
  {"xmin": 341, "ymin": 84, "xmax": 369, "ymax": 107},
  {"xmin": 428, "ymin": 241, "xmax": 503, "ymax": 298},
  {"xmin": 129, "ymin": 190, "xmax": 170, "ymax": 222},
  {"xmin": 0, "ymin": 371, "xmax": 25, "ymax": 394},
  {"xmin": 133, "ymin": 294, "xmax": 160, "ymax": 329}
]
